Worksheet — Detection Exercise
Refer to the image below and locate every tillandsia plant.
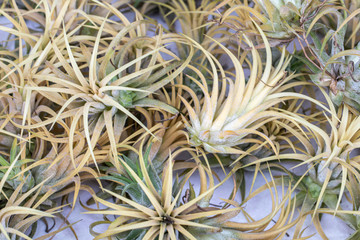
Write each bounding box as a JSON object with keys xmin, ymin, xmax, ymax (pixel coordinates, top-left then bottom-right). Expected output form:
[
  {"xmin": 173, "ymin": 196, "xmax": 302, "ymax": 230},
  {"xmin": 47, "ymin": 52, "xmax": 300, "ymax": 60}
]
[
  {"xmin": 0, "ymin": 142, "xmax": 65, "ymax": 240},
  {"xmin": 278, "ymin": 100, "xmax": 360, "ymax": 238},
  {"xmin": 87, "ymin": 137, "xmax": 299, "ymax": 239},
  {"xmin": 0, "ymin": 5, "xmax": 96, "ymax": 157},
  {"xmin": 215, "ymin": 0, "xmax": 333, "ymax": 47},
  {"xmin": 304, "ymin": 7, "xmax": 360, "ymax": 111},
  {"xmin": 180, "ymin": 24, "xmax": 327, "ymax": 154},
  {"xmin": 87, "ymin": 146, "xmax": 238, "ymax": 239},
  {"xmin": 27, "ymin": 11, "xmax": 193, "ymax": 173}
]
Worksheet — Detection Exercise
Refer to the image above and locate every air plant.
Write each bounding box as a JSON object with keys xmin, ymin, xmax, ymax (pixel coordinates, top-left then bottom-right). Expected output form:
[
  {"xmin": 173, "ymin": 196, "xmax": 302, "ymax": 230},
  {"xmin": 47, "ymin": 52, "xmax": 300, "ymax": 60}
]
[
  {"xmin": 87, "ymin": 145, "xmax": 236, "ymax": 239},
  {"xmin": 0, "ymin": 7, "xmax": 95, "ymax": 157},
  {"xmin": 26, "ymin": 11, "xmax": 193, "ymax": 175},
  {"xmin": 216, "ymin": 0, "xmax": 332, "ymax": 48},
  {"xmin": 87, "ymin": 137, "xmax": 299, "ymax": 239},
  {"xmin": 180, "ymin": 24, "xmax": 327, "ymax": 155},
  {"xmin": 305, "ymin": 12, "xmax": 360, "ymax": 111},
  {"xmin": 277, "ymin": 100, "xmax": 360, "ymax": 238},
  {"xmin": 0, "ymin": 140, "xmax": 63, "ymax": 240}
]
